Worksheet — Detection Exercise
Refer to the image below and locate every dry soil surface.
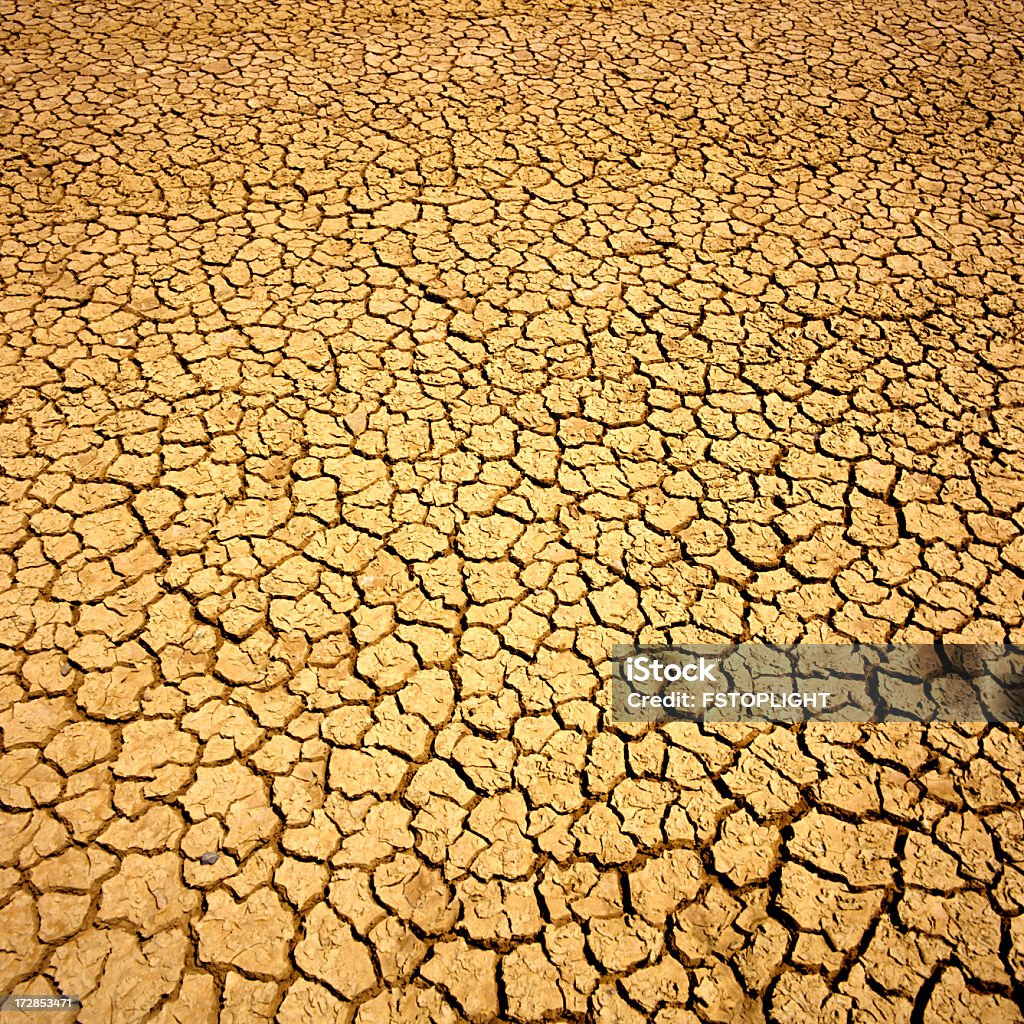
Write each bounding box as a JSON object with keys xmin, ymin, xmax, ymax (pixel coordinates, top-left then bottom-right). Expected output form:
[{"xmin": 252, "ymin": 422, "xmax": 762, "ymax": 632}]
[{"xmin": 2, "ymin": 0, "xmax": 1024, "ymax": 1021}]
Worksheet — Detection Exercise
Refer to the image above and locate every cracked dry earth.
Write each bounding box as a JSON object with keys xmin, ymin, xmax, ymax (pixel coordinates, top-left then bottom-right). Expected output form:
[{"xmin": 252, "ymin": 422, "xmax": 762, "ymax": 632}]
[{"xmin": 2, "ymin": 0, "xmax": 1024, "ymax": 1021}]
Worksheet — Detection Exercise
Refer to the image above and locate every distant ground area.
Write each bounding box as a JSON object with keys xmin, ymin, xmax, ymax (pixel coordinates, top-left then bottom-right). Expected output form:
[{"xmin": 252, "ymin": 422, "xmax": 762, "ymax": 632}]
[{"xmin": 1, "ymin": 0, "xmax": 1023, "ymax": 1020}]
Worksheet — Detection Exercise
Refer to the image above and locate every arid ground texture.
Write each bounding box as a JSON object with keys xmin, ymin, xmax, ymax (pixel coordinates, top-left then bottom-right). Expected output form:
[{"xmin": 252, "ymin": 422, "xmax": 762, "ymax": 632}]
[{"xmin": 1, "ymin": 0, "xmax": 1024, "ymax": 1020}]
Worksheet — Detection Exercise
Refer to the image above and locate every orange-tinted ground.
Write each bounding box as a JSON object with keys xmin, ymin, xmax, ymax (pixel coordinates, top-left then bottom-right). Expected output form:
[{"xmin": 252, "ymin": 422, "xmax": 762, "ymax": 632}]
[{"xmin": 1, "ymin": 0, "xmax": 1024, "ymax": 1020}]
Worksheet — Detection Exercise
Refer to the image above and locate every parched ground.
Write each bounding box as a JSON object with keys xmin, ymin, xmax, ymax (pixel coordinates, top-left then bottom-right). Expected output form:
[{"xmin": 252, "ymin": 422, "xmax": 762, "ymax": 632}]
[{"xmin": 1, "ymin": 0, "xmax": 1024, "ymax": 1020}]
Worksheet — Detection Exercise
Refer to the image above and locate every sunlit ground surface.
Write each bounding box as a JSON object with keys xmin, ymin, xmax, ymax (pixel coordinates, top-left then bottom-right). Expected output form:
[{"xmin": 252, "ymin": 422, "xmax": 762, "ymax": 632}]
[{"xmin": 1, "ymin": 0, "xmax": 1023, "ymax": 1020}]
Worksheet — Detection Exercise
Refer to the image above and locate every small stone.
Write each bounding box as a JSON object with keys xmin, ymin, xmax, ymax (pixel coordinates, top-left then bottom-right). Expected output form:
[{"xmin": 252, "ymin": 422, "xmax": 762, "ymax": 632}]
[{"xmin": 344, "ymin": 408, "xmax": 369, "ymax": 434}]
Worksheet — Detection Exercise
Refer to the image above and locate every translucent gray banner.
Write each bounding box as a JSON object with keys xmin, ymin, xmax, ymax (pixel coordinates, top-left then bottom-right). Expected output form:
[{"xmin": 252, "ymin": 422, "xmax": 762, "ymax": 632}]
[{"xmin": 610, "ymin": 644, "xmax": 1024, "ymax": 723}]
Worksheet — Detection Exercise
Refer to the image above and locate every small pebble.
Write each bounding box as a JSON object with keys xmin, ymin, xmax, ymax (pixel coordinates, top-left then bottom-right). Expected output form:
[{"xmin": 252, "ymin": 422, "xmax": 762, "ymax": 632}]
[
  {"xmin": 344, "ymin": 407, "xmax": 369, "ymax": 434},
  {"xmin": 199, "ymin": 851, "xmax": 219, "ymax": 865},
  {"xmin": 60, "ymin": 661, "xmax": 72, "ymax": 677}
]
